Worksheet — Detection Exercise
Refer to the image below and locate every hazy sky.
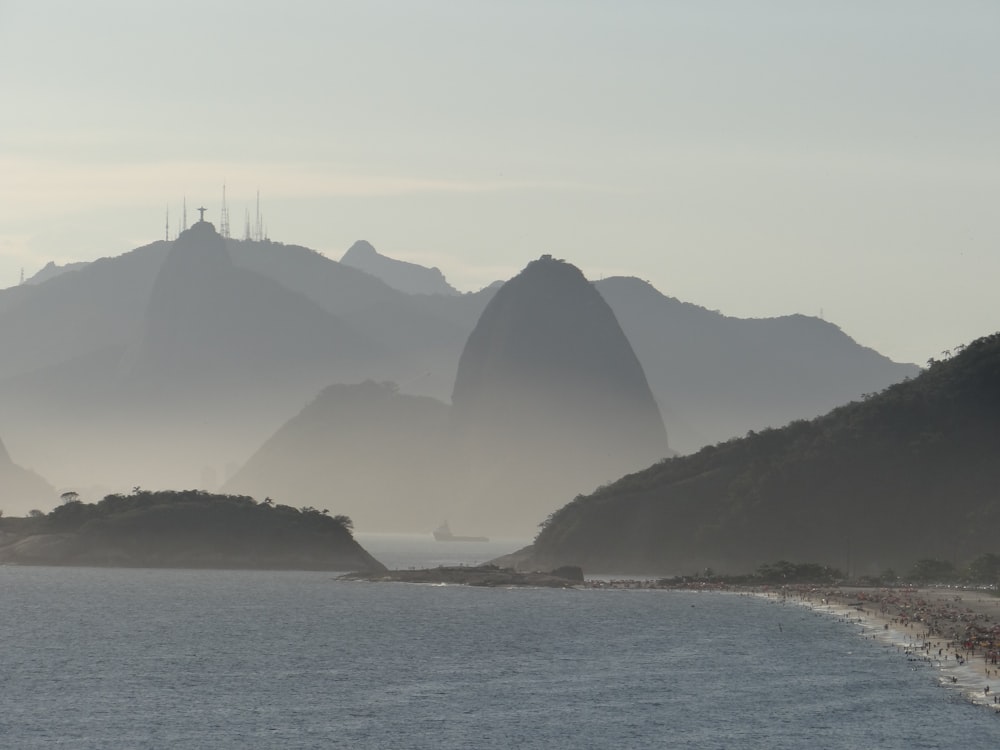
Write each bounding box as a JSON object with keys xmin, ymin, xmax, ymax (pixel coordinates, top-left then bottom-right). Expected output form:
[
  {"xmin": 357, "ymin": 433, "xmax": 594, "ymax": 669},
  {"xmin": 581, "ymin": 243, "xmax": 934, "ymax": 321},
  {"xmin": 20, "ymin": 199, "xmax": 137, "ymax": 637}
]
[{"xmin": 1, "ymin": 1, "xmax": 997, "ymax": 365}]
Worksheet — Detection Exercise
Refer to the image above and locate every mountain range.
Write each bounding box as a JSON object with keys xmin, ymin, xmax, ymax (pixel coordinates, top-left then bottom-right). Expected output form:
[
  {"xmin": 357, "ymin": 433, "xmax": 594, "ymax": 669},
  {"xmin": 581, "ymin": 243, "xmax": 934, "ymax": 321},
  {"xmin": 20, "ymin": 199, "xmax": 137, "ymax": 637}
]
[
  {"xmin": 226, "ymin": 256, "xmax": 671, "ymax": 536},
  {"xmin": 0, "ymin": 223, "xmax": 917, "ymax": 533},
  {"xmin": 340, "ymin": 240, "xmax": 458, "ymax": 296}
]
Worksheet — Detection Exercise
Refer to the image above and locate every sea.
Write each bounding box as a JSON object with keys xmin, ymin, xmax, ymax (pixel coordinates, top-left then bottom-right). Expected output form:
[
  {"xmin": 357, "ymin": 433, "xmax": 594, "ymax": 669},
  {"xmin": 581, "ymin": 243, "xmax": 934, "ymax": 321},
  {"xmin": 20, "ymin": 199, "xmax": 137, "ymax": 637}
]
[{"xmin": 3, "ymin": 534, "xmax": 1000, "ymax": 749}]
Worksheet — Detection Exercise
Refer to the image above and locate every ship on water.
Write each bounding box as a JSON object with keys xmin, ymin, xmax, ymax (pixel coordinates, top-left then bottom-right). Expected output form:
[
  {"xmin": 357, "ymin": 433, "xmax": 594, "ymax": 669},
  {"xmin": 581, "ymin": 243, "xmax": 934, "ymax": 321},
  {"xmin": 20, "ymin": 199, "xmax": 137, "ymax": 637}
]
[{"xmin": 432, "ymin": 521, "xmax": 489, "ymax": 543}]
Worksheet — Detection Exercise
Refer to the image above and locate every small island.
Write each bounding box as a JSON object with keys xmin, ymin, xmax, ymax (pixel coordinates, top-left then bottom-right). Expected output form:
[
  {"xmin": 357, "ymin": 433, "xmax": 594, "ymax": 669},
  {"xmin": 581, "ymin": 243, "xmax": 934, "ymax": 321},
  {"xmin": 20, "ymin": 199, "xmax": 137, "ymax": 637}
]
[
  {"xmin": 340, "ymin": 564, "xmax": 584, "ymax": 588},
  {"xmin": 0, "ymin": 489, "xmax": 386, "ymax": 572}
]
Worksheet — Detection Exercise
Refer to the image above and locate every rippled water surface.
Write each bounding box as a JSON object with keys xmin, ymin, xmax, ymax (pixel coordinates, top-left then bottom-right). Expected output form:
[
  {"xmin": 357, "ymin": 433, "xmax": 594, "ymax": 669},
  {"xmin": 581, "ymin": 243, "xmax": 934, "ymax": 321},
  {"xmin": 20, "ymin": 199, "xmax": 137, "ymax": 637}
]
[{"xmin": 3, "ymin": 557, "xmax": 1000, "ymax": 748}]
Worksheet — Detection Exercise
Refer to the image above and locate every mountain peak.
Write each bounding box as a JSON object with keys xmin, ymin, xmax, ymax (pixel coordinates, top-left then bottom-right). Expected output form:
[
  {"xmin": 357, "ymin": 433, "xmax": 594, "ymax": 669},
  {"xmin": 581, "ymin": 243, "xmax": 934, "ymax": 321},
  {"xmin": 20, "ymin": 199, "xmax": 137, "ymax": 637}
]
[
  {"xmin": 342, "ymin": 240, "xmax": 378, "ymax": 260},
  {"xmin": 341, "ymin": 240, "xmax": 458, "ymax": 296},
  {"xmin": 449, "ymin": 256, "xmax": 670, "ymax": 535},
  {"xmin": 164, "ymin": 218, "xmax": 230, "ymax": 276},
  {"xmin": 452, "ymin": 257, "xmax": 666, "ymax": 414}
]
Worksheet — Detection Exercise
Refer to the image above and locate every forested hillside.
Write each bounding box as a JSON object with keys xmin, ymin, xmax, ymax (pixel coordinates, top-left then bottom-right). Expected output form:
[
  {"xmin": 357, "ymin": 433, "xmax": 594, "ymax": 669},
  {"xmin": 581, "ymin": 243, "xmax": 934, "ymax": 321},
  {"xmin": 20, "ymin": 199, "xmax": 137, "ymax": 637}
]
[
  {"xmin": 516, "ymin": 333, "xmax": 1000, "ymax": 575},
  {"xmin": 0, "ymin": 490, "xmax": 385, "ymax": 571}
]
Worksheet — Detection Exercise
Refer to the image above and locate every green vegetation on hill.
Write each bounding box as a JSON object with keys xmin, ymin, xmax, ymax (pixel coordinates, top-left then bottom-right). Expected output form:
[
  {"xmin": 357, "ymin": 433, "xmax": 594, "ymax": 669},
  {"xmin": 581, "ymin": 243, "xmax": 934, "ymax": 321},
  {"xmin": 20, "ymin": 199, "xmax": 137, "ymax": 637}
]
[
  {"xmin": 0, "ymin": 489, "xmax": 385, "ymax": 571},
  {"xmin": 523, "ymin": 333, "xmax": 1000, "ymax": 576}
]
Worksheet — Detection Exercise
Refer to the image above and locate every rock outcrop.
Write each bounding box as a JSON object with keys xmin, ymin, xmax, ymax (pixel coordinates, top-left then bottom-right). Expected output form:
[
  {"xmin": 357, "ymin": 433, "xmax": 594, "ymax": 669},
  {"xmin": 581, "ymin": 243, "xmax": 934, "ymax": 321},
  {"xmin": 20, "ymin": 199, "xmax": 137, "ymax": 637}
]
[{"xmin": 449, "ymin": 255, "xmax": 670, "ymax": 536}]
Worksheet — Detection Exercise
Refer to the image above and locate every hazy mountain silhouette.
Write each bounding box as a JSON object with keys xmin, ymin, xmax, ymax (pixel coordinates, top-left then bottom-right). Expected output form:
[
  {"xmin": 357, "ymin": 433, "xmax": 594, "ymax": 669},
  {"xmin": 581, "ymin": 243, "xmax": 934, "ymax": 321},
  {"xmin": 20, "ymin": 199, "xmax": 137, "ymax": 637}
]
[
  {"xmin": 86, "ymin": 222, "xmax": 391, "ymax": 489},
  {"xmin": 224, "ymin": 380, "xmax": 453, "ymax": 531},
  {"xmin": 224, "ymin": 258, "xmax": 673, "ymax": 537},
  {"xmin": 24, "ymin": 260, "xmax": 91, "ymax": 285},
  {"xmin": 506, "ymin": 333, "xmax": 1000, "ymax": 576},
  {"xmin": 449, "ymin": 256, "xmax": 670, "ymax": 536},
  {"xmin": 0, "ymin": 232, "xmax": 489, "ymax": 494},
  {"xmin": 118, "ymin": 220, "xmax": 374, "ymax": 397},
  {"xmin": 229, "ymin": 237, "xmax": 487, "ymax": 401},
  {"xmin": 0, "ymin": 231, "xmax": 919, "ymax": 526},
  {"xmin": 341, "ymin": 240, "xmax": 458, "ymax": 296},
  {"xmin": 0, "ymin": 226, "xmax": 397, "ymax": 491},
  {"xmin": 0, "ymin": 436, "xmax": 56, "ymax": 516},
  {"xmin": 0, "ymin": 240, "xmax": 169, "ymax": 382},
  {"xmin": 594, "ymin": 277, "xmax": 919, "ymax": 453},
  {"xmin": 0, "ymin": 236, "xmax": 478, "ymax": 402}
]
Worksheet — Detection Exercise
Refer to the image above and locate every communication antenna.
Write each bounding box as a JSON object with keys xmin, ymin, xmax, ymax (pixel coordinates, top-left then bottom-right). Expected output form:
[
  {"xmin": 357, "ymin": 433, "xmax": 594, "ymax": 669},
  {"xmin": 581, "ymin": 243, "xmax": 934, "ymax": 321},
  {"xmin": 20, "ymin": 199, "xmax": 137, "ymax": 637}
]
[
  {"xmin": 255, "ymin": 190, "xmax": 262, "ymax": 241},
  {"xmin": 165, "ymin": 205, "xmax": 170, "ymax": 241},
  {"xmin": 243, "ymin": 209, "xmax": 251, "ymax": 240},
  {"xmin": 182, "ymin": 197, "xmax": 188, "ymax": 231},
  {"xmin": 19, "ymin": 267, "xmax": 25, "ymax": 285},
  {"xmin": 220, "ymin": 182, "xmax": 231, "ymax": 239}
]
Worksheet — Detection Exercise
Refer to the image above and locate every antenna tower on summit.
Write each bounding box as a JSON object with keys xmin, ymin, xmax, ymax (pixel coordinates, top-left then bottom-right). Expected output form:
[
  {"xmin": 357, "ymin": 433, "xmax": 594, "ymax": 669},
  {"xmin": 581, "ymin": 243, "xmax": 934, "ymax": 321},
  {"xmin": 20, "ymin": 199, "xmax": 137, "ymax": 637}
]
[
  {"xmin": 165, "ymin": 206, "xmax": 170, "ymax": 240},
  {"xmin": 182, "ymin": 197, "xmax": 188, "ymax": 232},
  {"xmin": 220, "ymin": 183, "xmax": 231, "ymax": 239},
  {"xmin": 254, "ymin": 190, "xmax": 264, "ymax": 241}
]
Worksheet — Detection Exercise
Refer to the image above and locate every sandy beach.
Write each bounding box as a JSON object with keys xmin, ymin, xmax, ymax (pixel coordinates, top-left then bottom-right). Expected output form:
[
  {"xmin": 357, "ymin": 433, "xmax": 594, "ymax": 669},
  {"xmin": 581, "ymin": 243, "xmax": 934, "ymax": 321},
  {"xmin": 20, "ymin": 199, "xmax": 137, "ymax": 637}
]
[{"xmin": 764, "ymin": 585, "xmax": 1000, "ymax": 709}]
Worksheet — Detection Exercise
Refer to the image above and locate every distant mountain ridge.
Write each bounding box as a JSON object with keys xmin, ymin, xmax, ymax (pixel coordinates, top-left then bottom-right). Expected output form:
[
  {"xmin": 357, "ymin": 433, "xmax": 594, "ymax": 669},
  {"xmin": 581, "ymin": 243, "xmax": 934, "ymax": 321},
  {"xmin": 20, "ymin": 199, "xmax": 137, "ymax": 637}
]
[
  {"xmin": 341, "ymin": 240, "xmax": 458, "ymax": 296},
  {"xmin": 0, "ymin": 223, "xmax": 391, "ymax": 492},
  {"xmin": 225, "ymin": 381, "xmax": 453, "ymax": 531},
  {"xmin": 230, "ymin": 257, "xmax": 672, "ymax": 537},
  {"xmin": 120, "ymin": 220, "xmax": 372, "ymax": 396},
  {"xmin": 24, "ymin": 260, "xmax": 90, "ymax": 285},
  {"xmin": 0, "ymin": 231, "xmax": 917, "ymax": 523},
  {"xmin": 595, "ymin": 276, "xmax": 918, "ymax": 453}
]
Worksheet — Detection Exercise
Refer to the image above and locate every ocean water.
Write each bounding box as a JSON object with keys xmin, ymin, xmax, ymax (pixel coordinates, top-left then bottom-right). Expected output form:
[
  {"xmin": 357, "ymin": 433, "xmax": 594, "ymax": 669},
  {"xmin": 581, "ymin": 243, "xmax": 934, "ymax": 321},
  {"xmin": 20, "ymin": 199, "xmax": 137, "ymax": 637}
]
[{"xmin": 3, "ymin": 540, "xmax": 1000, "ymax": 749}]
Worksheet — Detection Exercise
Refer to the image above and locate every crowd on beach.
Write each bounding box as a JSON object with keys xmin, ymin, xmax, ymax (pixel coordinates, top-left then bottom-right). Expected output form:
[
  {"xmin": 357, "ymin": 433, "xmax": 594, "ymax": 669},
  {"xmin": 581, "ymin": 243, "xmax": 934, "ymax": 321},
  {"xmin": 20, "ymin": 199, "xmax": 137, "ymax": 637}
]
[
  {"xmin": 582, "ymin": 577, "xmax": 1000, "ymax": 709},
  {"xmin": 784, "ymin": 584, "xmax": 1000, "ymax": 709},
  {"xmin": 585, "ymin": 578, "xmax": 1000, "ymax": 651}
]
